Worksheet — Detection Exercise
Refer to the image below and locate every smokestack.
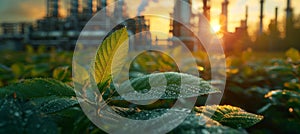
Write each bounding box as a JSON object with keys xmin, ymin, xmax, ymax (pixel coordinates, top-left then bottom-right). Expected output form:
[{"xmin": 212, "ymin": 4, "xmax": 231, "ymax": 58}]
[
  {"xmin": 114, "ymin": 0, "xmax": 125, "ymax": 23},
  {"xmin": 245, "ymin": 5, "xmax": 248, "ymax": 29},
  {"xmin": 53, "ymin": 0, "xmax": 59, "ymax": 18},
  {"xmin": 275, "ymin": 7, "xmax": 278, "ymax": 29},
  {"xmin": 286, "ymin": 0, "xmax": 292, "ymax": 19},
  {"xmin": 173, "ymin": 0, "xmax": 192, "ymax": 25},
  {"xmin": 47, "ymin": 0, "xmax": 50, "ymax": 17},
  {"xmin": 46, "ymin": 0, "xmax": 60, "ymax": 18},
  {"xmin": 88, "ymin": 0, "xmax": 93, "ymax": 15},
  {"xmin": 71, "ymin": 0, "xmax": 79, "ymax": 17},
  {"xmin": 203, "ymin": 0, "xmax": 210, "ymax": 21},
  {"xmin": 259, "ymin": 0, "xmax": 264, "ymax": 35},
  {"xmin": 220, "ymin": 0, "xmax": 229, "ymax": 33},
  {"xmin": 98, "ymin": 0, "xmax": 107, "ymax": 10},
  {"xmin": 286, "ymin": 0, "xmax": 293, "ymax": 37}
]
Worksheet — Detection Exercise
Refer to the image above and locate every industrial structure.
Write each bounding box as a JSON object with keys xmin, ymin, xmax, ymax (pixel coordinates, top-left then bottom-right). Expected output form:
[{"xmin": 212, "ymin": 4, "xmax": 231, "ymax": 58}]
[
  {"xmin": 220, "ymin": 0, "xmax": 229, "ymax": 33},
  {"xmin": 0, "ymin": 0, "xmax": 151, "ymax": 50},
  {"xmin": 169, "ymin": 0, "xmax": 249, "ymax": 52},
  {"xmin": 0, "ymin": 0, "xmax": 299, "ymax": 51},
  {"xmin": 202, "ymin": 0, "xmax": 211, "ymax": 21},
  {"xmin": 259, "ymin": 0, "xmax": 265, "ymax": 35},
  {"xmin": 285, "ymin": 0, "xmax": 293, "ymax": 38}
]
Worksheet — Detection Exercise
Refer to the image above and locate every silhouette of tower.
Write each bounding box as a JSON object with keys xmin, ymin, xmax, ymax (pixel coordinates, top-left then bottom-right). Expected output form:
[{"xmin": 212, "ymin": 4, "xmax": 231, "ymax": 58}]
[
  {"xmin": 47, "ymin": 0, "xmax": 60, "ymax": 18},
  {"xmin": 285, "ymin": 0, "xmax": 293, "ymax": 38},
  {"xmin": 220, "ymin": 0, "xmax": 229, "ymax": 33},
  {"xmin": 259, "ymin": 0, "xmax": 264, "ymax": 35},
  {"xmin": 97, "ymin": 0, "xmax": 107, "ymax": 10},
  {"xmin": 245, "ymin": 5, "xmax": 248, "ymax": 30},
  {"xmin": 172, "ymin": 0, "xmax": 195, "ymax": 50},
  {"xmin": 113, "ymin": 0, "xmax": 127, "ymax": 24},
  {"xmin": 172, "ymin": 0, "xmax": 192, "ymax": 37},
  {"xmin": 275, "ymin": 7, "xmax": 278, "ymax": 29},
  {"xmin": 88, "ymin": 0, "xmax": 93, "ymax": 15},
  {"xmin": 70, "ymin": 0, "xmax": 79, "ymax": 17},
  {"xmin": 203, "ymin": 0, "xmax": 211, "ymax": 21}
]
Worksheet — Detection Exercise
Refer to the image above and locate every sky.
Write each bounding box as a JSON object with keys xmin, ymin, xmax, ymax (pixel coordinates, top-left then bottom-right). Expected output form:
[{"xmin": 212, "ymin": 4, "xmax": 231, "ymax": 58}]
[{"xmin": 0, "ymin": 0, "xmax": 299, "ymax": 38}]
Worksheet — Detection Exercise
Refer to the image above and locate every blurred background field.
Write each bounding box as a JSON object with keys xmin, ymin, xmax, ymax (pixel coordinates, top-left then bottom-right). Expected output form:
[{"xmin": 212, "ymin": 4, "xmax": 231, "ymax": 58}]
[
  {"xmin": 1, "ymin": 0, "xmax": 300, "ymax": 133},
  {"xmin": 1, "ymin": 45, "xmax": 299, "ymax": 133}
]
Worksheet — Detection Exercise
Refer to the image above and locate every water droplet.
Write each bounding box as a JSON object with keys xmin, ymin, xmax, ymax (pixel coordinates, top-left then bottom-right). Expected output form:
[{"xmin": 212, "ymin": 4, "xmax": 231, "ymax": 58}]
[
  {"xmin": 14, "ymin": 112, "xmax": 20, "ymax": 117},
  {"xmin": 25, "ymin": 110, "xmax": 33, "ymax": 115}
]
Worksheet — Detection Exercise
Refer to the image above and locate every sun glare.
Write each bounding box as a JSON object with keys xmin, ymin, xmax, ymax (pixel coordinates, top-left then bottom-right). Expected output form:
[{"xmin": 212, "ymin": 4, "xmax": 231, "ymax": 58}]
[{"xmin": 211, "ymin": 23, "xmax": 221, "ymax": 33}]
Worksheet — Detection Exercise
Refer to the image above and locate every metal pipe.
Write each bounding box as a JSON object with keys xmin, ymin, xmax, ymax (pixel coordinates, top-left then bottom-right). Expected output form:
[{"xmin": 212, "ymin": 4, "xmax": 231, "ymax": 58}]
[
  {"xmin": 53, "ymin": 0, "xmax": 59, "ymax": 18},
  {"xmin": 286, "ymin": 0, "xmax": 293, "ymax": 37},
  {"xmin": 275, "ymin": 7, "xmax": 278, "ymax": 29},
  {"xmin": 203, "ymin": 0, "xmax": 210, "ymax": 21},
  {"xmin": 221, "ymin": 0, "xmax": 229, "ymax": 32},
  {"xmin": 88, "ymin": 0, "xmax": 93, "ymax": 15},
  {"xmin": 71, "ymin": 0, "xmax": 79, "ymax": 16},
  {"xmin": 259, "ymin": 0, "xmax": 264, "ymax": 35}
]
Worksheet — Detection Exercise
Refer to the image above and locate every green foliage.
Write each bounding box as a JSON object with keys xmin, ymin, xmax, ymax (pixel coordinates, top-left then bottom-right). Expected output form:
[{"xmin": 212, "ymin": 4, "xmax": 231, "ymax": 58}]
[
  {"xmin": 194, "ymin": 105, "xmax": 263, "ymax": 128},
  {"xmin": 129, "ymin": 51, "xmax": 179, "ymax": 73},
  {"xmin": 286, "ymin": 48, "xmax": 300, "ymax": 62},
  {"xmin": 0, "ymin": 96, "xmax": 58, "ymax": 134},
  {"xmin": 222, "ymin": 49, "xmax": 300, "ymax": 133},
  {"xmin": 31, "ymin": 96, "xmax": 78, "ymax": 114},
  {"xmin": 109, "ymin": 107, "xmax": 244, "ymax": 133},
  {"xmin": 52, "ymin": 66, "xmax": 71, "ymax": 81},
  {"xmin": 94, "ymin": 27, "xmax": 129, "ymax": 86},
  {"xmin": 265, "ymin": 90, "xmax": 300, "ymax": 105},
  {"xmin": 0, "ymin": 27, "xmax": 267, "ymax": 133},
  {"xmin": 0, "ymin": 50, "xmax": 73, "ymax": 87},
  {"xmin": 0, "ymin": 78, "xmax": 83, "ymax": 133},
  {"xmin": 0, "ymin": 78, "xmax": 75, "ymax": 99},
  {"xmin": 114, "ymin": 72, "xmax": 219, "ymax": 100}
]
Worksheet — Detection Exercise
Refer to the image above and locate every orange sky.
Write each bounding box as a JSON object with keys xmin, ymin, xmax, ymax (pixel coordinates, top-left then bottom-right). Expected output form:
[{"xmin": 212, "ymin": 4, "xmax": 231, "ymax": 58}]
[
  {"xmin": 0, "ymin": 0, "xmax": 299, "ymax": 38},
  {"xmin": 124, "ymin": 0, "xmax": 300, "ymax": 38}
]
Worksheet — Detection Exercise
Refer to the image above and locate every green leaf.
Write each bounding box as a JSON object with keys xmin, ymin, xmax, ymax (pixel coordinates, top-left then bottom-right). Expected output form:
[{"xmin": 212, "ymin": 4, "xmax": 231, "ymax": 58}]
[
  {"xmin": 219, "ymin": 111, "xmax": 263, "ymax": 128},
  {"xmin": 73, "ymin": 62, "xmax": 89, "ymax": 84},
  {"xmin": 30, "ymin": 63, "xmax": 51, "ymax": 77},
  {"xmin": 52, "ymin": 66, "xmax": 70, "ymax": 81},
  {"xmin": 0, "ymin": 64, "xmax": 11, "ymax": 73},
  {"xmin": 94, "ymin": 27, "xmax": 129, "ymax": 87},
  {"xmin": 113, "ymin": 72, "xmax": 219, "ymax": 100},
  {"xmin": 286, "ymin": 48, "xmax": 300, "ymax": 62},
  {"xmin": 266, "ymin": 65, "xmax": 293, "ymax": 74},
  {"xmin": 173, "ymin": 116, "xmax": 241, "ymax": 134},
  {"xmin": 11, "ymin": 63, "xmax": 25, "ymax": 78},
  {"xmin": 31, "ymin": 96, "xmax": 78, "ymax": 114},
  {"xmin": 0, "ymin": 78, "xmax": 75, "ymax": 99},
  {"xmin": 0, "ymin": 80, "xmax": 80, "ymax": 133},
  {"xmin": 51, "ymin": 107, "xmax": 85, "ymax": 133},
  {"xmin": 194, "ymin": 105, "xmax": 263, "ymax": 128},
  {"xmin": 264, "ymin": 89, "xmax": 300, "ymax": 105},
  {"xmin": 110, "ymin": 107, "xmax": 242, "ymax": 134},
  {"xmin": 0, "ymin": 96, "xmax": 58, "ymax": 134}
]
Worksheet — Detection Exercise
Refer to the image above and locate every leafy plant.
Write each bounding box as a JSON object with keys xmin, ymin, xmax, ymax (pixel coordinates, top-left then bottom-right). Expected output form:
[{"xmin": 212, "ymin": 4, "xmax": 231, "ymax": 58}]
[
  {"xmin": 195, "ymin": 105, "xmax": 263, "ymax": 128},
  {"xmin": 0, "ymin": 27, "xmax": 264, "ymax": 133},
  {"xmin": 0, "ymin": 78, "xmax": 81, "ymax": 133}
]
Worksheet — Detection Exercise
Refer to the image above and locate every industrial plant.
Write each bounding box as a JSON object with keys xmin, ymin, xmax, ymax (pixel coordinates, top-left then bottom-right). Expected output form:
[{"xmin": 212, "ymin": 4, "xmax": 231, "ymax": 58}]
[{"xmin": 0, "ymin": 0, "xmax": 299, "ymax": 52}]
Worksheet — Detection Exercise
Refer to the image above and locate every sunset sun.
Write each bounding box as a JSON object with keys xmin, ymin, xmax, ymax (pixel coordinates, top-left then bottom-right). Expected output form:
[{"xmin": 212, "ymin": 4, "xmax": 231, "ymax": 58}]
[{"xmin": 211, "ymin": 23, "xmax": 221, "ymax": 33}]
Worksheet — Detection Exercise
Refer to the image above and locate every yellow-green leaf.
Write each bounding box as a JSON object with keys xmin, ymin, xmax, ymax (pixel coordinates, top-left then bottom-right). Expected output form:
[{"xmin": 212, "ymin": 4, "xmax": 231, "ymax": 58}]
[
  {"xmin": 94, "ymin": 27, "xmax": 129, "ymax": 86},
  {"xmin": 286, "ymin": 48, "xmax": 300, "ymax": 62}
]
